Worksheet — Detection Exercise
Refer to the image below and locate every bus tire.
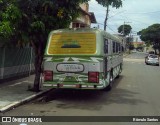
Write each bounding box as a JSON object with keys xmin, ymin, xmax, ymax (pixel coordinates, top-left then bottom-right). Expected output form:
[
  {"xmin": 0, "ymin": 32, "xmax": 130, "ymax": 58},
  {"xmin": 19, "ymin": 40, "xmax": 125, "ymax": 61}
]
[
  {"xmin": 119, "ymin": 63, "xmax": 122, "ymax": 73},
  {"xmin": 116, "ymin": 74, "xmax": 120, "ymax": 79},
  {"xmin": 104, "ymin": 71, "xmax": 113, "ymax": 91},
  {"xmin": 116, "ymin": 64, "xmax": 122, "ymax": 79}
]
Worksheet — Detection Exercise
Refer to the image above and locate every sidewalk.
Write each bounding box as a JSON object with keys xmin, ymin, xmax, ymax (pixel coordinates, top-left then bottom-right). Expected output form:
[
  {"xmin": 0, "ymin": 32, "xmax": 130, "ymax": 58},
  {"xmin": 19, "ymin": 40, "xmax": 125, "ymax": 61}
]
[
  {"xmin": 123, "ymin": 52, "xmax": 129, "ymax": 57},
  {"xmin": 0, "ymin": 75, "xmax": 52, "ymax": 113}
]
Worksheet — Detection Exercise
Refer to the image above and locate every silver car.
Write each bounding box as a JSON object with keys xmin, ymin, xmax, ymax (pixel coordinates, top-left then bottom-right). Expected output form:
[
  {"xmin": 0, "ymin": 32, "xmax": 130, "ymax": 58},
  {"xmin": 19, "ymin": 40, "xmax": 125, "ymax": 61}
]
[{"xmin": 145, "ymin": 54, "xmax": 159, "ymax": 66}]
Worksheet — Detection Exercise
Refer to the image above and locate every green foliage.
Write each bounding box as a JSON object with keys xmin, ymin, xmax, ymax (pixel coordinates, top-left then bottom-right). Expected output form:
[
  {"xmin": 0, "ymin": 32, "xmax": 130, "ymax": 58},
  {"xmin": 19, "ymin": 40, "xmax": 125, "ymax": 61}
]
[
  {"xmin": 0, "ymin": 21, "xmax": 12, "ymax": 36},
  {"xmin": 0, "ymin": 0, "xmax": 21, "ymax": 38},
  {"xmin": 96, "ymin": 0, "xmax": 122, "ymax": 8},
  {"xmin": 0, "ymin": 0, "xmax": 123, "ymax": 45},
  {"xmin": 0, "ymin": 0, "xmax": 90, "ymax": 44},
  {"xmin": 139, "ymin": 24, "xmax": 160, "ymax": 42},
  {"xmin": 2, "ymin": 4, "xmax": 21, "ymax": 22},
  {"xmin": 138, "ymin": 24, "xmax": 160, "ymax": 52},
  {"xmin": 118, "ymin": 24, "xmax": 132, "ymax": 36}
]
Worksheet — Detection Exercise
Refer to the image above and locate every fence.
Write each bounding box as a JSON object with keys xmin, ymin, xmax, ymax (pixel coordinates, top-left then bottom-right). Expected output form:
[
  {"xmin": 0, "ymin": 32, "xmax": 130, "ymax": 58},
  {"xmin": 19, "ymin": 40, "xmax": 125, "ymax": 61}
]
[{"xmin": 0, "ymin": 47, "xmax": 35, "ymax": 81}]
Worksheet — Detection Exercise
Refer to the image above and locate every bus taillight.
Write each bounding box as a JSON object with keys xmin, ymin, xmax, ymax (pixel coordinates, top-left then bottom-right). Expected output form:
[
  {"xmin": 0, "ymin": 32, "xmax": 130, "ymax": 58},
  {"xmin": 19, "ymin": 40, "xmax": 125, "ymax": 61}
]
[
  {"xmin": 44, "ymin": 70, "xmax": 53, "ymax": 81},
  {"xmin": 88, "ymin": 72, "xmax": 99, "ymax": 83}
]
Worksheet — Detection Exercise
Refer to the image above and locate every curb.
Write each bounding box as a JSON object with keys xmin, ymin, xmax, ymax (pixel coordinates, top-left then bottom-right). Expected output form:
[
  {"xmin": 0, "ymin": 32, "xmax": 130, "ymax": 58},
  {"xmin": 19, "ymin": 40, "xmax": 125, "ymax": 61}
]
[
  {"xmin": 123, "ymin": 54, "xmax": 129, "ymax": 57},
  {"xmin": 0, "ymin": 88, "xmax": 54, "ymax": 113}
]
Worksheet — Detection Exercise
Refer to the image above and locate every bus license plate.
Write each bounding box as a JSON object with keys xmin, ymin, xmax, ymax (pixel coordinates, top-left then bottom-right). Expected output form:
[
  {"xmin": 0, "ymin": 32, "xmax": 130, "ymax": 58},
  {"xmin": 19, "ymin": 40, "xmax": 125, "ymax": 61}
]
[{"xmin": 57, "ymin": 64, "xmax": 84, "ymax": 72}]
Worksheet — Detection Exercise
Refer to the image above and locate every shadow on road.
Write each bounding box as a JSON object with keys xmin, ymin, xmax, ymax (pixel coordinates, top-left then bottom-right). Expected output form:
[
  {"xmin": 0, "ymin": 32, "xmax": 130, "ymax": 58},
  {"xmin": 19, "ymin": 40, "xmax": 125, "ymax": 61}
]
[{"xmin": 32, "ymin": 75, "xmax": 147, "ymax": 111}]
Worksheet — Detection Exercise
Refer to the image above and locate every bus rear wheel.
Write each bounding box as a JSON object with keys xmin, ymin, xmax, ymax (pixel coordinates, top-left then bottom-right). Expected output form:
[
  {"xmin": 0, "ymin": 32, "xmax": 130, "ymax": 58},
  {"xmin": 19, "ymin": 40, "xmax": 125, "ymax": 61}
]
[
  {"xmin": 116, "ymin": 64, "xmax": 122, "ymax": 79},
  {"xmin": 103, "ymin": 71, "xmax": 113, "ymax": 91}
]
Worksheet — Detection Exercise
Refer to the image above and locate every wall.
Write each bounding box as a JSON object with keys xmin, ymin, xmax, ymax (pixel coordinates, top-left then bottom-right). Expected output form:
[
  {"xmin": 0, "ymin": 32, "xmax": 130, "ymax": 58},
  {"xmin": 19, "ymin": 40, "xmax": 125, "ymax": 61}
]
[{"xmin": 0, "ymin": 47, "xmax": 35, "ymax": 82}]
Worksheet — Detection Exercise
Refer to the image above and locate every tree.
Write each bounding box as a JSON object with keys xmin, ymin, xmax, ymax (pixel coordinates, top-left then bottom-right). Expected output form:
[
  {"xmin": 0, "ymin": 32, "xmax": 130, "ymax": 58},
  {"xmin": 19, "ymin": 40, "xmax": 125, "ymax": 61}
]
[
  {"xmin": 118, "ymin": 24, "xmax": 132, "ymax": 36},
  {"xmin": 118, "ymin": 24, "xmax": 132, "ymax": 52},
  {"xmin": 0, "ymin": 0, "xmax": 124, "ymax": 92},
  {"xmin": 138, "ymin": 24, "xmax": 160, "ymax": 55},
  {"xmin": 1, "ymin": 0, "xmax": 90, "ymax": 91},
  {"xmin": 0, "ymin": 0, "xmax": 22, "ymax": 47},
  {"xmin": 96, "ymin": 0, "xmax": 123, "ymax": 31}
]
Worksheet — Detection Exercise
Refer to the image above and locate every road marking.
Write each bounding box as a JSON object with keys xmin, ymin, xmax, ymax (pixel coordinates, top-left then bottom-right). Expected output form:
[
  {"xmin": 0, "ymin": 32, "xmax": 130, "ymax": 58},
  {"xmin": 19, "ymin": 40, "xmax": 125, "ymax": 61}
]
[
  {"xmin": 124, "ymin": 58, "xmax": 144, "ymax": 62},
  {"xmin": 0, "ymin": 81, "xmax": 33, "ymax": 89},
  {"xmin": 124, "ymin": 61, "xmax": 144, "ymax": 65},
  {"xmin": 23, "ymin": 80, "xmax": 33, "ymax": 84},
  {"xmin": 9, "ymin": 82, "xmax": 23, "ymax": 87},
  {"xmin": 126, "ymin": 84, "xmax": 138, "ymax": 88}
]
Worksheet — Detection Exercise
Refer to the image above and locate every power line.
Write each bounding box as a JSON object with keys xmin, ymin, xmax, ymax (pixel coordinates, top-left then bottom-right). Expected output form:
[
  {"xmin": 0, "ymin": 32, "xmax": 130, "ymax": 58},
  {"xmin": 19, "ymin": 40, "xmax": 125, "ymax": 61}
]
[
  {"xmin": 108, "ymin": 10, "xmax": 126, "ymax": 19},
  {"xmin": 96, "ymin": 22, "xmax": 118, "ymax": 33},
  {"xmin": 106, "ymin": 25, "xmax": 117, "ymax": 34},
  {"xmin": 118, "ymin": 14, "xmax": 150, "ymax": 25},
  {"xmin": 125, "ymin": 10, "xmax": 160, "ymax": 14}
]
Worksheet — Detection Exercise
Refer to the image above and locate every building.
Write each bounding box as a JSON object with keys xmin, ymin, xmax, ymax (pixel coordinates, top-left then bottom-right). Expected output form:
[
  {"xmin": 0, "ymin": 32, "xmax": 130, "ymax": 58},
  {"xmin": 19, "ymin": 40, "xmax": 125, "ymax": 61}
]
[
  {"xmin": 70, "ymin": 3, "xmax": 97, "ymax": 28},
  {"xmin": 131, "ymin": 42, "xmax": 144, "ymax": 48}
]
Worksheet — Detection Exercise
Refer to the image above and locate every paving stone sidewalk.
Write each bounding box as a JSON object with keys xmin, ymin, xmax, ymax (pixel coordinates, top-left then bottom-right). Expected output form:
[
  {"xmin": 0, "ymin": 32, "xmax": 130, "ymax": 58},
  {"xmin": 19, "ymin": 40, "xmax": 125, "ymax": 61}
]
[{"xmin": 0, "ymin": 75, "xmax": 52, "ymax": 113}]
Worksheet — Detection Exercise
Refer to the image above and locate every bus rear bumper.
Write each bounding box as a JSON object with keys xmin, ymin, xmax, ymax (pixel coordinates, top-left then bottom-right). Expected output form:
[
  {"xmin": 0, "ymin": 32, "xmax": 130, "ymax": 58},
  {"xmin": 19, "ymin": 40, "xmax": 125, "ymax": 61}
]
[{"xmin": 43, "ymin": 83, "xmax": 106, "ymax": 90}]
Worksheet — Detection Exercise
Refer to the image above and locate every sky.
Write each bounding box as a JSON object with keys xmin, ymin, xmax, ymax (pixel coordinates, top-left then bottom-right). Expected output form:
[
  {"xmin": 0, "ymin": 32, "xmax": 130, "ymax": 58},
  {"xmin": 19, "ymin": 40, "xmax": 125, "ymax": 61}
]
[{"xmin": 89, "ymin": 0, "xmax": 160, "ymax": 41}]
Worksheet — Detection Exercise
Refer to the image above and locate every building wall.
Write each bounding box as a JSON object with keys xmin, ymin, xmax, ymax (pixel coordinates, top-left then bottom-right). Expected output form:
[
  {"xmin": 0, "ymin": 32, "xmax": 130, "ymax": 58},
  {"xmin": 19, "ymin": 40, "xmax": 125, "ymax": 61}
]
[
  {"xmin": 0, "ymin": 47, "xmax": 35, "ymax": 82},
  {"xmin": 80, "ymin": 3, "xmax": 89, "ymax": 12},
  {"xmin": 70, "ymin": 3, "xmax": 91, "ymax": 28},
  {"xmin": 131, "ymin": 42, "xmax": 144, "ymax": 48}
]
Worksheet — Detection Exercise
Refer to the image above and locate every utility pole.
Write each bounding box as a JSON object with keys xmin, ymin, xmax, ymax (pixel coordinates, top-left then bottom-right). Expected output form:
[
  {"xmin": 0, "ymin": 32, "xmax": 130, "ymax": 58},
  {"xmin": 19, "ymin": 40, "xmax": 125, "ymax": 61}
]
[
  {"xmin": 123, "ymin": 21, "xmax": 131, "ymax": 53},
  {"xmin": 104, "ymin": 4, "xmax": 109, "ymax": 31},
  {"xmin": 123, "ymin": 21, "xmax": 125, "ymax": 35}
]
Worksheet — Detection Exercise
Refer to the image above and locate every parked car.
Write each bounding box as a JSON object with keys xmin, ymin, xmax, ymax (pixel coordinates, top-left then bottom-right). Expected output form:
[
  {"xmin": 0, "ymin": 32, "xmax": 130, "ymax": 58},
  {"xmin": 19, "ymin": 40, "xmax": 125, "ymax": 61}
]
[
  {"xmin": 148, "ymin": 51, "xmax": 155, "ymax": 54},
  {"xmin": 145, "ymin": 54, "xmax": 159, "ymax": 66}
]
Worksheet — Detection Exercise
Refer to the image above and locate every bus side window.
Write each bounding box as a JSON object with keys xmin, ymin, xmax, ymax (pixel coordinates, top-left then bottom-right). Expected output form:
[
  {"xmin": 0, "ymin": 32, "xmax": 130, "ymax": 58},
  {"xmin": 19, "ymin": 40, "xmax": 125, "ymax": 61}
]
[
  {"xmin": 121, "ymin": 45, "xmax": 124, "ymax": 52},
  {"xmin": 120, "ymin": 44, "xmax": 123, "ymax": 52},
  {"xmin": 118, "ymin": 43, "xmax": 121, "ymax": 53},
  {"xmin": 113, "ymin": 41, "xmax": 116, "ymax": 53},
  {"xmin": 104, "ymin": 39, "xmax": 108, "ymax": 54},
  {"xmin": 116, "ymin": 42, "xmax": 118, "ymax": 53}
]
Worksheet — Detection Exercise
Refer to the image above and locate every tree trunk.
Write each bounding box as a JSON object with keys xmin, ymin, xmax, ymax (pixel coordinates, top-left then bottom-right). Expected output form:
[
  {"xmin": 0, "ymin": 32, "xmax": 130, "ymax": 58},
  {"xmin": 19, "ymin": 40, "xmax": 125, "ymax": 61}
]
[
  {"xmin": 30, "ymin": 41, "xmax": 44, "ymax": 92},
  {"xmin": 158, "ymin": 43, "xmax": 160, "ymax": 56},
  {"xmin": 33, "ymin": 50, "xmax": 43, "ymax": 92},
  {"xmin": 154, "ymin": 48, "xmax": 157, "ymax": 55},
  {"xmin": 104, "ymin": 4, "xmax": 109, "ymax": 31},
  {"xmin": 158, "ymin": 48, "xmax": 160, "ymax": 56}
]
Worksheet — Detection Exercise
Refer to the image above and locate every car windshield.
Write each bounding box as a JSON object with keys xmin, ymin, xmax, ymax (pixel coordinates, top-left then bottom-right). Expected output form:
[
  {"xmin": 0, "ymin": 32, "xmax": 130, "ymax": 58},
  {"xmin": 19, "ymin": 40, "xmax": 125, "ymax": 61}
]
[{"xmin": 149, "ymin": 55, "xmax": 158, "ymax": 58}]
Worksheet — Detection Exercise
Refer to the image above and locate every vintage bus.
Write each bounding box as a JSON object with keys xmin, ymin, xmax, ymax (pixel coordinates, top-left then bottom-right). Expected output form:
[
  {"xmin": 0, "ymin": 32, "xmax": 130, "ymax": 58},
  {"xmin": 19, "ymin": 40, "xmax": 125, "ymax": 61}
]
[{"xmin": 43, "ymin": 28, "xmax": 123, "ymax": 90}]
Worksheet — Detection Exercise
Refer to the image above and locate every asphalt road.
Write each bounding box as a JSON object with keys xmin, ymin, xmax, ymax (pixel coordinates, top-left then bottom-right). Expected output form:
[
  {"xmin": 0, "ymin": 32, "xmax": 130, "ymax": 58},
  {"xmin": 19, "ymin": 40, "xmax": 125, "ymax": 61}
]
[{"xmin": 1, "ymin": 52, "xmax": 160, "ymax": 125}]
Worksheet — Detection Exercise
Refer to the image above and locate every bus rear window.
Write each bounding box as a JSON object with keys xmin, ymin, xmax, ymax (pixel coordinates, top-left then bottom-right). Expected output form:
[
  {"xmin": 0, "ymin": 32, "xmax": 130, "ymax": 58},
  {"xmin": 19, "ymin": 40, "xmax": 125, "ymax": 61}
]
[{"xmin": 47, "ymin": 33, "xmax": 96, "ymax": 55}]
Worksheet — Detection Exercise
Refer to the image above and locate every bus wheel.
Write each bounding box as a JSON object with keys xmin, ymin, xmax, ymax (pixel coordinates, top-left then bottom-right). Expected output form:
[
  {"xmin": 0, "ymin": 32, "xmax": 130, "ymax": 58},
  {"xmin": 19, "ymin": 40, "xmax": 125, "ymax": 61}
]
[
  {"xmin": 119, "ymin": 64, "xmax": 122, "ymax": 73},
  {"xmin": 104, "ymin": 72, "xmax": 113, "ymax": 91},
  {"xmin": 116, "ymin": 65, "xmax": 122, "ymax": 79}
]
